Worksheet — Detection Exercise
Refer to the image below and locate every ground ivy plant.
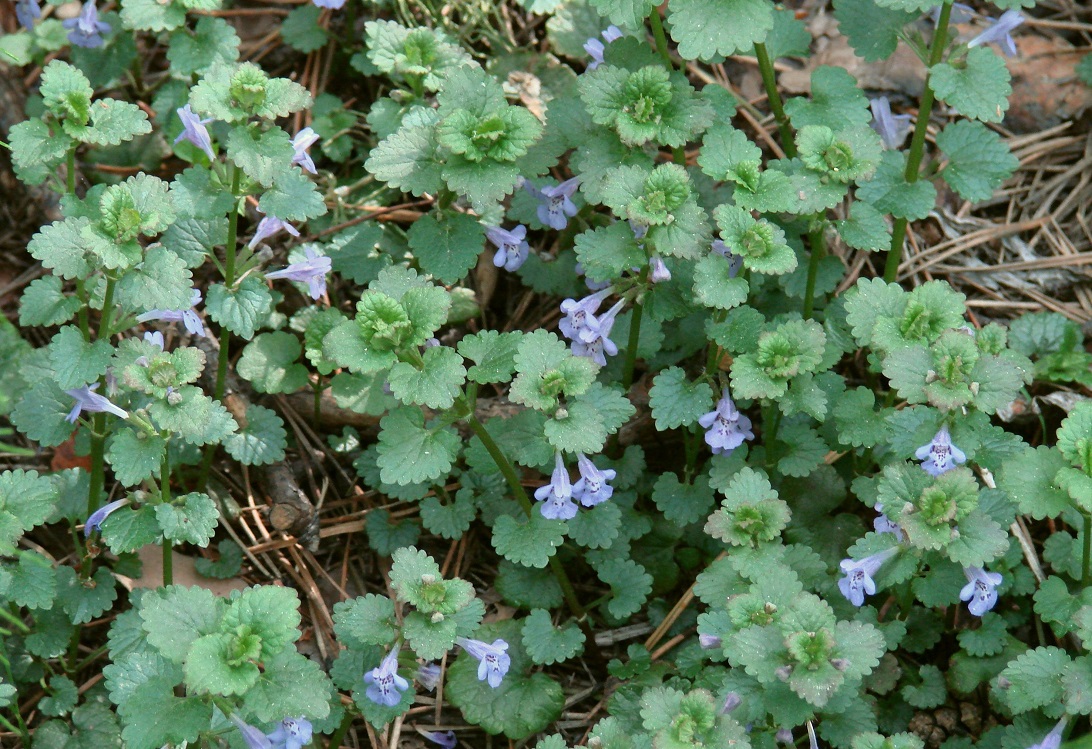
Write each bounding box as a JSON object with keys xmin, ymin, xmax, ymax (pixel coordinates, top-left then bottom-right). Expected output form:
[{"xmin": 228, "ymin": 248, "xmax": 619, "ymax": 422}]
[{"xmin": 0, "ymin": 0, "xmax": 1087, "ymax": 746}]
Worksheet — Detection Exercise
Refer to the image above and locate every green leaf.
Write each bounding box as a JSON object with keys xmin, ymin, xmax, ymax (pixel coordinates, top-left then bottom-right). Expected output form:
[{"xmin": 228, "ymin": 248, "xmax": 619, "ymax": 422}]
[
  {"xmin": 118, "ymin": 678, "xmax": 211, "ymax": 749},
  {"xmin": 206, "ymin": 277, "xmax": 273, "ymax": 340},
  {"xmin": 40, "ymin": 60, "xmax": 93, "ymax": 123},
  {"xmin": 510, "ymin": 330, "xmax": 598, "ymax": 411},
  {"xmin": 407, "ymin": 211, "xmax": 486, "ymax": 284},
  {"xmin": 403, "ymin": 609, "xmax": 460, "ymax": 660},
  {"xmin": 652, "ymin": 472, "xmax": 716, "ymax": 526},
  {"xmin": 694, "ymin": 252, "xmax": 749, "ymax": 310},
  {"xmin": 117, "ymin": 246, "xmax": 194, "ymax": 311},
  {"xmin": 82, "ymin": 98, "xmax": 152, "ymax": 146},
  {"xmin": 836, "ymin": 201, "xmax": 891, "ymax": 251},
  {"xmin": 493, "ymin": 513, "xmax": 567, "ymax": 568},
  {"xmin": 377, "ymin": 408, "xmax": 460, "ymax": 486},
  {"xmin": 223, "ymin": 584, "xmax": 303, "ymax": 659},
  {"xmin": 597, "ymin": 557, "xmax": 653, "ymax": 619},
  {"xmin": 544, "ymin": 399, "xmax": 608, "ymax": 454},
  {"xmin": 40, "ymin": 675, "xmax": 78, "ymax": 717},
  {"xmin": 8, "ymin": 119, "xmax": 70, "ymax": 186},
  {"xmin": 184, "ymin": 632, "xmax": 260, "ymax": 695},
  {"xmin": 901, "ymin": 665, "xmax": 947, "ymax": 709},
  {"xmin": 936, "ymin": 120, "xmax": 1018, "ymax": 202},
  {"xmin": 588, "ymin": 0, "xmax": 657, "ymax": 29},
  {"xmin": 495, "ymin": 560, "xmax": 564, "ymax": 610},
  {"xmin": 930, "ymin": 47, "xmax": 1011, "ymax": 123},
  {"xmin": 139, "ymin": 585, "xmax": 225, "ymax": 662},
  {"xmin": 364, "ymin": 121, "xmax": 445, "ymax": 197},
  {"xmin": 100, "ymin": 505, "xmax": 162, "ymax": 553},
  {"xmin": 194, "ymin": 540, "xmax": 243, "ymax": 579},
  {"xmin": 1055, "ymin": 401, "xmax": 1092, "ymax": 472},
  {"xmin": 18, "ymin": 277, "xmax": 80, "ymax": 328},
  {"xmin": 666, "ymin": 0, "xmax": 774, "ymax": 61},
  {"xmin": 366, "ymin": 509, "xmax": 421, "ymax": 555},
  {"xmin": 784, "ymin": 66, "xmax": 872, "ymax": 131},
  {"xmin": 567, "ymin": 500, "xmax": 622, "ymax": 549},
  {"xmin": 237, "ymin": 331, "xmax": 310, "ymax": 394},
  {"xmin": 833, "ymin": 0, "xmax": 917, "ymax": 61},
  {"xmin": 714, "ymin": 204, "xmax": 797, "ymax": 275},
  {"xmin": 49, "ymin": 325, "xmax": 113, "ymax": 390},
  {"xmin": 222, "ymin": 403, "xmax": 288, "ymax": 466},
  {"xmin": 155, "ymin": 492, "xmax": 219, "ymax": 546},
  {"xmin": 388, "ymin": 346, "xmax": 467, "ymax": 409},
  {"xmin": 167, "ymin": 16, "xmax": 240, "ymax": 76},
  {"xmin": 995, "ymin": 646, "xmax": 1070, "ymax": 714},
  {"xmin": 0, "ymin": 469, "xmax": 59, "ymax": 556},
  {"xmin": 458, "ymin": 331, "xmax": 523, "ymax": 384},
  {"xmin": 56, "ymin": 565, "xmax": 117, "ymax": 625},
  {"xmin": 5, "ymin": 551, "xmax": 56, "ymax": 609},
  {"xmin": 649, "ymin": 367, "xmax": 714, "ymax": 430},
  {"xmin": 27, "ymin": 217, "xmax": 95, "ymax": 280},
  {"xmin": 573, "ymin": 223, "xmax": 646, "ymax": 283},
  {"xmin": 958, "ymin": 613, "xmax": 1009, "ymax": 657},
  {"xmin": 332, "ymin": 594, "xmax": 398, "ymax": 650},
  {"xmin": 281, "ymin": 4, "xmax": 329, "ymax": 53},
  {"xmin": 259, "ymin": 167, "xmax": 327, "ymax": 222},
  {"xmin": 832, "ymin": 387, "xmax": 891, "ymax": 448},
  {"xmin": 420, "ymin": 492, "xmax": 477, "ymax": 540},
  {"xmin": 856, "ymin": 150, "xmax": 937, "ymax": 220},
  {"xmin": 226, "ymin": 125, "xmax": 294, "ymax": 188},
  {"xmin": 242, "ymin": 648, "xmax": 332, "ymax": 723},
  {"xmin": 148, "ymin": 386, "xmax": 237, "ymax": 446},
  {"xmin": 522, "ymin": 609, "xmax": 585, "ymax": 665},
  {"xmin": 447, "ymin": 619, "xmax": 565, "ymax": 739},
  {"xmin": 997, "ymin": 446, "xmax": 1071, "ymax": 520},
  {"xmin": 11, "ymin": 380, "xmax": 77, "ymax": 448}
]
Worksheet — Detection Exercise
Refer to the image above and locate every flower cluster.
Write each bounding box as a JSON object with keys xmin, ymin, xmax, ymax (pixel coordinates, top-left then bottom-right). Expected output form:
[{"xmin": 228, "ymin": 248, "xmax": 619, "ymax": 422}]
[
  {"xmin": 265, "ymin": 246, "xmax": 332, "ymax": 300},
  {"xmin": 535, "ymin": 452, "xmax": 617, "ymax": 519},
  {"xmin": 698, "ymin": 388, "xmax": 753, "ymax": 456},
  {"xmin": 232, "ymin": 715, "xmax": 313, "ymax": 749},
  {"xmin": 486, "ymin": 225, "xmax": 530, "ymax": 272},
  {"xmin": 558, "ymin": 289, "xmax": 625, "ymax": 366},
  {"xmin": 456, "ymin": 637, "xmax": 510, "ymax": 688}
]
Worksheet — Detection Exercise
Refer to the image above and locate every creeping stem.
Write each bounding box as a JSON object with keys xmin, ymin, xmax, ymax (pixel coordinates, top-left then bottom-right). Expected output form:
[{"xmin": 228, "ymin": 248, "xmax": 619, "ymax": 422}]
[
  {"xmin": 802, "ymin": 221, "xmax": 826, "ymax": 319},
  {"xmin": 883, "ymin": 0, "xmax": 954, "ymax": 283},
  {"xmin": 754, "ymin": 42, "xmax": 797, "ymax": 159}
]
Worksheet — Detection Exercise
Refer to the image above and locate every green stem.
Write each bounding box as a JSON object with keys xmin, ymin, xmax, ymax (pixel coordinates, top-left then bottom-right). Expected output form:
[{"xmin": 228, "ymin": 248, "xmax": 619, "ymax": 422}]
[
  {"xmin": 162, "ymin": 541, "xmax": 173, "ymax": 587},
  {"xmin": 1083, "ymin": 513, "xmax": 1091, "ymax": 587},
  {"xmin": 66, "ymin": 147, "xmax": 76, "ymax": 194},
  {"xmin": 802, "ymin": 223, "xmax": 825, "ymax": 319},
  {"xmin": 754, "ymin": 42, "xmax": 796, "ymax": 158},
  {"xmin": 86, "ymin": 413, "xmax": 106, "ymax": 517},
  {"xmin": 223, "ymin": 164, "xmax": 241, "ymax": 287},
  {"xmin": 326, "ymin": 708, "xmax": 355, "ymax": 749},
  {"xmin": 99, "ymin": 277, "xmax": 116, "ymax": 338},
  {"xmin": 647, "ymin": 9, "xmax": 673, "ymax": 72},
  {"xmin": 162, "ymin": 451, "xmax": 173, "ymax": 586},
  {"xmin": 0, "ymin": 606, "xmax": 29, "ymax": 635},
  {"xmin": 464, "ymin": 416, "xmax": 588, "ymax": 623},
  {"xmin": 763, "ymin": 402, "xmax": 782, "ymax": 471},
  {"xmin": 622, "ymin": 299, "xmax": 645, "ymax": 392},
  {"xmin": 883, "ymin": 0, "xmax": 952, "ymax": 284}
]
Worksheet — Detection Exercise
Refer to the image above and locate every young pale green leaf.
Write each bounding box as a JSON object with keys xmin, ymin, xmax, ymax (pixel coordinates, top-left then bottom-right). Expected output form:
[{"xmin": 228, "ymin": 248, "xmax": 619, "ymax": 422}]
[
  {"xmin": 49, "ymin": 326, "xmax": 113, "ymax": 390},
  {"xmin": 377, "ymin": 407, "xmax": 460, "ymax": 485},
  {"xmin": 206, "ymin": 277, "xmax": 273, "ymax": 340},
  {"xmin": 156, "ymin": 493, "xmax": 219, "ymax": 546},
  {"xmin": 237, "ymin": 331, "xmax": 310, "ymax": 394},
  {"xmin": 149, "ymin": 386, "xmax": 237, "ymax": 446}
]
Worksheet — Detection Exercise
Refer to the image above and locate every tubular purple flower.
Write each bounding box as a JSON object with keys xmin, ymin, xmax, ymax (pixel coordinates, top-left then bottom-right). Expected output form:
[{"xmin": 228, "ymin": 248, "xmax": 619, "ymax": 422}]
[
  {"xmin": 960, "ymin": 566, "xmax": 1003, "ymax": 616},
  {"xmin": 230, "ymin": 715, "xmax": 273, "ymax": 749},
  {"xmin": 265, "ymin": 246, "xmax": 331, "ymax": 300},
  {"xmin": 420, "ymin": 730, "xmax": 458, "ymax": 749},
  {"xmin": 573, "ymin": 453, "xmax": 617, "ymax": 507},
  {"xmin": 267, "ymin": 718, "xmax": 312, "ymax": 749},
  {"xmin": 968, "ymin": 10, "xmax": 1024, "ymax": 57},
  {"xmin": 417, "ymin": 662, "xmax": 442, "ymax": 691},
  {"xmin": 649, "ymin": 255, "xmax": 671, "ymax": 283},
  {"xmin": 869, "ymin": 97, "xmax": 912, "ymax": 151},
  {"xmin": 364, "ymin": 646, "xmax": 410, "ymax": 707},
  {"xmin": 776, "ymin": 729, "xmax": 794, "ymax": 745},
  {"xmin": 312, "ymin": 0, "xmax": 347, "ymax": 8},
  {"xmin": 560, "ymin": 288, "xmax": 612, "ymax": 342},
  {"xmin": 698, "ymin": 633, "xmax": 722, "ymax": 650},
  {"xmin": 872, "ymin": 503, "xmax": 904, "ymax": 541},
  {"xmin": 697, "ymin": 388, "xmax": 754, "ymax": 456},
  {"xmin": 571, "ymin": 299, "xmax": 624, "ymax": 366},
  {"xmin": 16, "ymin": 0, "xmax": 41, "ymax": 29},
  {"xmin": 1027, "ymin": 718, "xmax": 1069, "ymax": 749},
  {"xmin": 530, "ymin": 177, "xmax": 580, "ymax": 230},
  {"xmin": 584, "ymin": 38, "xmax": 606, "ymax": 69},
  {"xmin": 84, "ymin": 498, "xmax": 129, "ymax": 537},
  {"xmin": 711, "ymin": 239, "xmax": 744, "ymax": 278},
  {"xmin": 143, "ymin": 331, "xmax": 165, "ymax": 350},
  {"xmin": 65, "ymin": 383, "xmax": 128, "ymax": 424},
  {"xmin": 720, "ymin": 692, "xmax": 742, "ymax": 715},
  {"xmin": 534, "ymin": 452, "xmax": 577, "ymax": 520},
  {"xmin": 929, "ymin": 2, "xmax": 974, "ymax": 25},
  {"xmin": 602, "ymin": 25, "xmax": 623, "ymax": 43},
  {"xmin": 248, "ymin": 212, "xmax": 301, "ymax": 250},
  {"xmin": 174, "ymin": 104, "xmax": 216, "ymax": 162},
  {"xmin": 456, "ymin": 637, "xmax": 511, "ymax": 688},
  {"xmin": 290, "ymin": 127, "xmax": 321, "ymax": 174},
  {"xmin": 137, "ymin": 288, "xmax": 206, "ymax": 338},
  {"xmin": 838, "ymin": 547, "xmax": 898, "ymax": 607},
  {"xmin": 63, "ymin": 0, "xmax": 110, "ymax": 48},
  {"xmin": 914, "ymin": 424, "xmax": 967, "ymax": 476},
  {"xmin": 486, "ymin": 225, "xmax": 530, "ymax": 272}
]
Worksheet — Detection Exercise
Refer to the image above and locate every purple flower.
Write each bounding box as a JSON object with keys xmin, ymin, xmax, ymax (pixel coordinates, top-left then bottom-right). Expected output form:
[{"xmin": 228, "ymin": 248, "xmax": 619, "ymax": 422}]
[
  {"xmin": 174, "ymin": 105, "xmax": 216, "ymax": 162},
  {"xmin": 711, "ymin": 239, "xmax": 744, "ymax": 278},
  {"xmin": 838, "ymin": 547, "xmax": 898, "ymax": 606},
  {"xmin": 65, "ymin": 383, "xmax": 128, "ymax": 424},
  {"xmin": 574, "ymin": 262, "xmax": 612, "ymax": 292},
  {"xmin": 721, "ymin": 692, "xmax": 741, "ymax": 715},
  {"xmin": 930, "ymin": 3, "xmax": 974, "ymax": 25},
  {"xmin": 572, "ymin": 453, "xmax": 617, "ymax": 507},
  {"xmin": 267, "ymin": 718, "xmax": 312, "ymax": 749},
  {"xmin": 231, "ymin": 715, "xmax": 273, "ymax": 749},
  {"xmin": 312, "ymin": 0, "xmax": 346, "ymax": 7},
  {"xmin": 456, "ymin": 637, "xmax": 510, "ymax": 688},
  {"xmin": 486, "ymin": 225, "xmax": 530, "ymax": 272},
  {"xmin": 534, "ymin": 452, "xmax": 578, "ymax": 520},
  {"xmin": 959, "ymin": 566, "xmax": 1002, "ymax": 616},
  {"xmin": 559, "ymin": 288, "xmax": 612, "ymax": 342},
  {"xmin": 571, "ymin": 299, "xmax": 624, "ymax": 366},
  {"xmin": 776, "ymin": 729, "xmax": 794, "ymax": 745},
  {"xmin": 584, "ymin": 26, "xmax": 622, "ymax": 70},
  {"xmin": 968, "ymin": 10, "xmax": 1024, "ymax": 57},
  {"xmin": 364, "ymin": 647, "xmax": 410, "ymax": 707},
  {"xmin": 417, "ymin": 662, "xmax": 441, "ymax": 691},
  {"xmin": 872, "ymin": 503, "xmax": 904, "ymax": 541},
  {"xmin": 649, "ymin": 255, "xmax": 671, "ymax": 283},
  {"xmin": 527, "ymin": 177, "xmax": 580, "ymax": 230},
  {"xmin": 84, "ymin": 498, "xmax": 128, "ymax": 537},
  {"xmin": 420, "ymin": 730, "xmax": 457, "ymax": 749},
  {"xmin": 291, "ymin": 127, "xmax": 320, "ymax": 174},
  {"xmin": 697, "ymin": 388, "xmax": 754, "ymax": 456},
  {"xmin": 914, "ymin": 425, "xmax": 967, "ymax": 476},
  {"xmin": 137, "ymin": 288, "xmax": 206, "ymax": 338},
  {"xmin": 1027, "ymin": 719, "xmax": 1069, "ymax": 749},
  {"xmin": 143, "ymin": 331, "xmax": 165, "ymax": 350},
  {"xmin": 698, "ymin": 633, "xmax": 722, "ymax": 650},
  {"xmin": 869, "ymin": 97, "xmax": 912, "ymax": 151},
  {"xmin": 16, "ymin": 0, "xmax": 41, "ymax": 30},
  {"xmin": 63, "ymin": 0, "xmax": 110, "ymax": 48},
  {"xmin": 249, "ymin": 212, "xmax": 300, "ymax": 250},
  {"xmin": 265, "ymin": 246, "xmax": 331, "ymax": 300}
]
